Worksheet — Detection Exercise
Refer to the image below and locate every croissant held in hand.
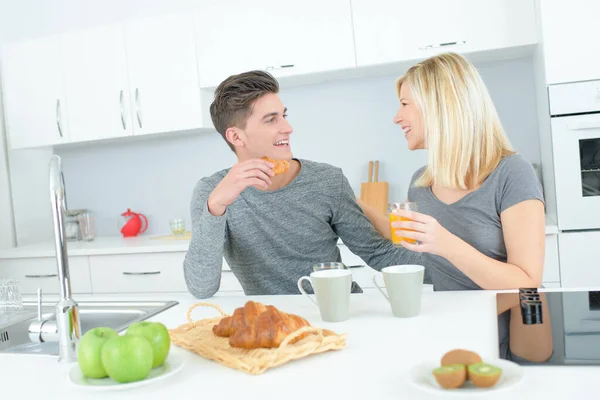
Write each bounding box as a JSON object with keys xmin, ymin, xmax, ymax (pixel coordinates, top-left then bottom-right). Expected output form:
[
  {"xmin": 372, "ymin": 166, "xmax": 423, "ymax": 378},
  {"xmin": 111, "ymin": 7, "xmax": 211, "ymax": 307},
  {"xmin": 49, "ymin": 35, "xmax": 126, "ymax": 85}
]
[
  {"xmin": 228, "ymin": 306, "xmax": 311, "ymax": 349},
  {"xmin": 213, "ymin": 301, "xmax": 268, "ymax": 337}
]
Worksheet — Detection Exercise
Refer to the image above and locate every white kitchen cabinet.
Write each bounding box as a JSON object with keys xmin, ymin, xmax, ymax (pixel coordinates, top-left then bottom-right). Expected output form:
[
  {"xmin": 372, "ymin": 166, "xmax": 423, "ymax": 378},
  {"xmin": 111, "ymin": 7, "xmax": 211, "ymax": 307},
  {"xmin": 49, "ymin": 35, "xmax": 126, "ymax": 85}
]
[
  {"xmin": 125, "ymin": 13, "xmax": 204, "ymax": 136},
  {"xmin": 339, "ymin": 233, "xmax": 561, "ymax": 289},
  {"xmin": 62, "ymin": 24, "xmax": 132, "ymax": 142},
  {"xmin": 194, "ymin": 0, "xmax": 356, "ymax": 88},
  {"xmin": 540, "ymin": 0, "xmax": 600, "ymax": 84},
  {"xmin": 544, "ymin": 234, "xmax": 560, "ymax": 284},
  {"xmin": 351, "ymin": 0, "xmax": 536, "ymax": 67},
  {"xmin": 0, "ymin": 35, "xmax": 69, "ymax": 149},
  {"xmin": 0, "ymin": 257, "xmax": 91, "ymax": 294},
  {"xmin": 89, "ymin": 252, "xmax": 188, "ymax": 294},
  {"xmin": 559, "ymin": 231, "xmax": 600, "ymax": 288}
]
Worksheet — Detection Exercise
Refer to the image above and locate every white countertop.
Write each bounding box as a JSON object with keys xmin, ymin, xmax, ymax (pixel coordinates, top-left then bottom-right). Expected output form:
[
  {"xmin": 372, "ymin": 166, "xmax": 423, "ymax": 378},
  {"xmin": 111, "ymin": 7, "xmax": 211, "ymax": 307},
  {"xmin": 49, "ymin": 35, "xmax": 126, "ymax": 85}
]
[
  {"xmin": 0, "ymin": 216, "xmax": 560, "ymax": 259},
  {"xmin": 0, "ymin": 288, "xmax": 597, "ymax": 399}
]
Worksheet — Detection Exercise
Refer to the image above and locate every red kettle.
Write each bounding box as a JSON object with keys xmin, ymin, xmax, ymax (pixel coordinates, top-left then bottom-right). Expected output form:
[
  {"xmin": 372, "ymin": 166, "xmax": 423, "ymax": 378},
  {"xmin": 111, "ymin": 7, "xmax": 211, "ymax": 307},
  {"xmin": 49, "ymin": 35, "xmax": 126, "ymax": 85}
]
[{"xmin": 120, "ymin": 208, "xmax": 148, "ymax": 237}]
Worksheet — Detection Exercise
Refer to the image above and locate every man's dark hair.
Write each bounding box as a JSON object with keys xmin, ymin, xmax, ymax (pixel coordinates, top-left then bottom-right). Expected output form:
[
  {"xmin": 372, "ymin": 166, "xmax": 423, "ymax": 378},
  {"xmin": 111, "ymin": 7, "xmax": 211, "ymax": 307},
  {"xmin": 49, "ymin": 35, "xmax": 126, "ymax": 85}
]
[{"xmin": 210, "ymin": 70, "xmax": 279, "ymax": 152}]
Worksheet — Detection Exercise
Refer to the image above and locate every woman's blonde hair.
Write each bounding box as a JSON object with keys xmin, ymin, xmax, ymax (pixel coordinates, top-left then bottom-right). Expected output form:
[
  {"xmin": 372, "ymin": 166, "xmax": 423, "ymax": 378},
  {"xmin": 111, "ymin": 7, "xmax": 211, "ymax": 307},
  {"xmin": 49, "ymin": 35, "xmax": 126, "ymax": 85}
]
[{"xmin": 396, "ymin": 52, "xmax": 514, "ymax": 190}]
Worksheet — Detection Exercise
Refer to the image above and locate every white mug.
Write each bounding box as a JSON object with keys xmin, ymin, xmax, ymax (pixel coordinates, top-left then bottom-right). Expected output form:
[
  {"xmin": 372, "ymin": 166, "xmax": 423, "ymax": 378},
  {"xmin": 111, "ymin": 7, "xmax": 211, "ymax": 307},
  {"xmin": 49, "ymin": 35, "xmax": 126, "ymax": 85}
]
[
  {"xmin": 298, "ymin": 269, "xmax": 352, "ymax": 322},
  {"xmin": 373, "ymin": 265, "xmax": 424, "ymax": 318}
]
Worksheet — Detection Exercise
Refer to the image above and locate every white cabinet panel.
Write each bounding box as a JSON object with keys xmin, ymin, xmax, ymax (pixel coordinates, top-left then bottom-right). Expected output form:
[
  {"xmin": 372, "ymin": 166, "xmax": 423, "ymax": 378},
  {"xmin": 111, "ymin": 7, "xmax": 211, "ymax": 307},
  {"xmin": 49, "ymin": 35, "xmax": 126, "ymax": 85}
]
[
  {"xmin": 0, "ymin": 257, "xmax": 91, "ymax": 294},
  {"xmin": 1, "ymin": 35, "xmax": 69, "ymax": 148},
  {"xmin": 89, "ymin": 252, "xmax": 187, "ymax": 293},
  {"xmin": 559, "ymin": 231, "xmax": 600, "ymax": 288},
  {"xmin": 544, "ymin": 234, "xmax": 560, "ymax": 283},
  {"xmin": 125, "ymin": 13, "xmax": 204, "ymax": 136},
  {"xmin": 194, "ymin": 0, "xmax": 356, "ymax": 88},
  {"xmin": 540, "ymin": 0, "xmax": 600, "ymax": 84},
  {"xmin": 352, "ymin": 0, "xmax": 536, "ymax": 67},
  {"xmin": 62, "ymin": 24, "xmax": 132, "ymax": 142}
]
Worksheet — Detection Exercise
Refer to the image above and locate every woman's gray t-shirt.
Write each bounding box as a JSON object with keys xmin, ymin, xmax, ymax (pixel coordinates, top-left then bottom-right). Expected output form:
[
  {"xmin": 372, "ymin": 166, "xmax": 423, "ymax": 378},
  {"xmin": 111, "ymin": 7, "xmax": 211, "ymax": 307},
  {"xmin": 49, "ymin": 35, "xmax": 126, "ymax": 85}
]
[{"xmin": 407, "ymin": 154, "xmax": 545, "ymax": 291}]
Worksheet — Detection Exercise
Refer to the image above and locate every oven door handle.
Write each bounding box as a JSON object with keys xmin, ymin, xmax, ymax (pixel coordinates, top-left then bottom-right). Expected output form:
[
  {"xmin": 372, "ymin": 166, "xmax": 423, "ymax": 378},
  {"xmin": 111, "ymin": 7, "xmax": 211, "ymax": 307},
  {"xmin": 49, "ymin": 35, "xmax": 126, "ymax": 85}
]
[{"xmin": 568, "ymin": 121, "xmax": 600, "ymax": 130}]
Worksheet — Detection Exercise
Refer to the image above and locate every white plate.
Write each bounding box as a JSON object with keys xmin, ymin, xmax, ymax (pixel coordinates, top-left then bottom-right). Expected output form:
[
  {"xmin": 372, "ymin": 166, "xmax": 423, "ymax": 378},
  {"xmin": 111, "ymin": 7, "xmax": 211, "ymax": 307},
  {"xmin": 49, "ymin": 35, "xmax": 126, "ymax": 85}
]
[
  {"xmin": 407, "ymin": 358, "xmax": 524, "ymax": 396},
  {"xmin": 68, "ymin": 354, "xmax": 184, "ymax": 391}
]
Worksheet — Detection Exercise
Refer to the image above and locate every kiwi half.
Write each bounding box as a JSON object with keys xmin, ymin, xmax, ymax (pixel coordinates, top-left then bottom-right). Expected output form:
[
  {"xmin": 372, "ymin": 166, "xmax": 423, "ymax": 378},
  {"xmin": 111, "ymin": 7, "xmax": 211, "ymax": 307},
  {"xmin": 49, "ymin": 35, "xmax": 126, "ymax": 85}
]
[
  {"xmin": 432, "ymin": 364, "xmax": 467, "ymax": 389},
  {"xmin": 441, "ymin": 349, "xmax": 482, "ymax": 367},
  {"xmin": 467, "ymin": 363, "xmax": 502, "ymax": 388}
]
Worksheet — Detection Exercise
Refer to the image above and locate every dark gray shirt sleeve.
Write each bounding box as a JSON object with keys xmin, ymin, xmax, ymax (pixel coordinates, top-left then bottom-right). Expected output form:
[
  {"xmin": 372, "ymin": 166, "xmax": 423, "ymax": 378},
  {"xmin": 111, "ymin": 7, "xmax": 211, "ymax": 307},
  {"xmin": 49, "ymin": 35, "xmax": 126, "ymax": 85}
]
[
  {"xmin": 331, "ymin": 173, "xmax": 422, "ymax": 271},
  {"xmin": 183, "ymin": 178, "xmax": 227, "ymax": 298}
]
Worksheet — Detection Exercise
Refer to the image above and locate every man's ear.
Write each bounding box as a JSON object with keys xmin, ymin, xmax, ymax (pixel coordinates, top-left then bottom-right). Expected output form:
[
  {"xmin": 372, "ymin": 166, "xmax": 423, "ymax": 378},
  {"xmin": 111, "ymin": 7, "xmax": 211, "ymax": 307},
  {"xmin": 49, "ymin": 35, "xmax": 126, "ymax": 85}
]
[{"xmin": 225, "ymin": 126, "xmax": 245, "ymax": 150}]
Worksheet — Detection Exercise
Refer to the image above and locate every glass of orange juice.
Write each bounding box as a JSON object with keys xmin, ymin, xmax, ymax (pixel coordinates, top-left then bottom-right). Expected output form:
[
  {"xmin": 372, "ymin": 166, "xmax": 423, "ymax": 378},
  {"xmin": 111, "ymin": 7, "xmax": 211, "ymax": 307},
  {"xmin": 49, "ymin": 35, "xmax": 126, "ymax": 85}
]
[{"xmin": 389, "ymin": 202, "xmax": 419, "ymax": 247}]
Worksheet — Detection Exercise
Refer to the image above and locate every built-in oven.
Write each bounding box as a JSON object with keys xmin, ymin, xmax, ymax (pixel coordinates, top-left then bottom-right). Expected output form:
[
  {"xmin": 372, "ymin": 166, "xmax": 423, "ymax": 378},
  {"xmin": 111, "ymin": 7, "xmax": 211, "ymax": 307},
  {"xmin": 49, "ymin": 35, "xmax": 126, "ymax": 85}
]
[{"xmin": 550, "ymin": 79, "xmax": 600, "ymax": 231}]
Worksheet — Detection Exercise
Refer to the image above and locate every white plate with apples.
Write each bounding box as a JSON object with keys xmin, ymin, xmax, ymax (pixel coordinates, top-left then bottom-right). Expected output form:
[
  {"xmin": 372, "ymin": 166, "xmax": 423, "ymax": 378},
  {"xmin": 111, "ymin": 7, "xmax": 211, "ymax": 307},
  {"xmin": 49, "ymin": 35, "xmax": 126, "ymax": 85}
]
[{"xmin": 68, "ymin": 322, "xmax": 184, "ymax": 391}]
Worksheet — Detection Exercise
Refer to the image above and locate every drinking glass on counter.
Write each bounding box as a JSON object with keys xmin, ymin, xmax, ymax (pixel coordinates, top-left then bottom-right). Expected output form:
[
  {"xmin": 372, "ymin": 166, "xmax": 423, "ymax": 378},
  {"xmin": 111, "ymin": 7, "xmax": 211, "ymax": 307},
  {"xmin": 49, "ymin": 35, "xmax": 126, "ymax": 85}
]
[
  {"xmin": 0, "ymin": 279, "xmax": 22, "ymax": 313},
  {"xmin": 77, "ymin": 212, "xmax": 95, "ymax": 241},
  {"xmin": 389, "ymin": 202, "xmax": 419, "ymax": 246},
  {"xmin": 170, "ymin": 219, "xmax": 186, "ymax": 235},
  {"xmin": 312, "ymin": 262, "xmax": 347, "ymax": 272}
]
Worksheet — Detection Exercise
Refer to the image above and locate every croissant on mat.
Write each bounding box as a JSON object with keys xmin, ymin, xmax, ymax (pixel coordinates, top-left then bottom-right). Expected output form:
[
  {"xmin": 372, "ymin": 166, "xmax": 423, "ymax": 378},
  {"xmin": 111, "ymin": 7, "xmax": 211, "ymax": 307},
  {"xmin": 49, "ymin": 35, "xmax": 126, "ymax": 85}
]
[
  {"xmin": 228, "ymin": 307, "xmax": 311, "ymax": 349},
  {"xmin": 213, "ymin": 300, "xmax": 267, "ymax": 337}
]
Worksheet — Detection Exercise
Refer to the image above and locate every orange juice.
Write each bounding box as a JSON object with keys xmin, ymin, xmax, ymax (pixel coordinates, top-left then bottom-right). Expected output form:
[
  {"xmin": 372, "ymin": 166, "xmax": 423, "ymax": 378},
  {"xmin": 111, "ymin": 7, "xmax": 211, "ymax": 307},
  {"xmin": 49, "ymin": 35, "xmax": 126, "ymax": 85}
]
[{"xmin": 390, "ymin": 213, "xmax": 418, "ymax": 245}]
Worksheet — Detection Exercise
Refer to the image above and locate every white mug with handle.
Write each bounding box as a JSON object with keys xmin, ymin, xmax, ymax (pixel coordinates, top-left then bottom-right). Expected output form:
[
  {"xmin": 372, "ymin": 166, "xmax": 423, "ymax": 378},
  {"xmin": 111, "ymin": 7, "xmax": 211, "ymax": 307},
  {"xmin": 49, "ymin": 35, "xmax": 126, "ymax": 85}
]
[
  {"xmin": 297, "ymin": 269, "xmax": 352, "ymax": 322},
  {"xmin": 373, "ymin": 265, "xmax": 424, "ymax": 318}
]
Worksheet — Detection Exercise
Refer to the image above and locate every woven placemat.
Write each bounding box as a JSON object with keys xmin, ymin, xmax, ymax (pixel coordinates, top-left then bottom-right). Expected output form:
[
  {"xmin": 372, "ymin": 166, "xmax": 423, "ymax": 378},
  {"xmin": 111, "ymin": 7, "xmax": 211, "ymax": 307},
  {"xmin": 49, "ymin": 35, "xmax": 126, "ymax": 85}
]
[{"xmin": 169, "ymin": 302, "xmax": 347, "ymax": 375}]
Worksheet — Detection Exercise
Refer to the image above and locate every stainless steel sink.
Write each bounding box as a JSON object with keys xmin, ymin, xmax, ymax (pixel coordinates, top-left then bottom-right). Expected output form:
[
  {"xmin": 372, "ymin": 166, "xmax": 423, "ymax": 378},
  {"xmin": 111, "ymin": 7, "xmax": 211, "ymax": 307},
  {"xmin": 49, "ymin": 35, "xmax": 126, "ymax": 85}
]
[{"xmin": 0, "ymin": 300, "xmax": 178, "ymax": 356}]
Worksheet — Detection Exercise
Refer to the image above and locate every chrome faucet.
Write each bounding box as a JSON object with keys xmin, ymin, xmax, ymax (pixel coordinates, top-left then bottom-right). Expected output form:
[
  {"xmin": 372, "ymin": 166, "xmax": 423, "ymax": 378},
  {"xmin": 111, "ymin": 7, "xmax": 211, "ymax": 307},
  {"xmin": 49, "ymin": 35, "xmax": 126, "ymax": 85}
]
[{"xmin": 28, "ymin": 155, "xmax": 81, "ymax": 363}]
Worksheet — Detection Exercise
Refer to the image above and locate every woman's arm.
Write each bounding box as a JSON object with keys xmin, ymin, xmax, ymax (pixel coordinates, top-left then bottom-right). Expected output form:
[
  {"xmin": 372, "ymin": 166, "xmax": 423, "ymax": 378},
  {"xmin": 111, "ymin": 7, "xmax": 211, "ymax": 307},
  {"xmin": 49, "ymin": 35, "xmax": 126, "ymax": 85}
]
[
  {"xmin": 356, "ymin": 198, "xmax": 392, "ymax": 240},
  {"xmin": 394, "ymin": 199, "xmax": 545, "ymax": 290}
]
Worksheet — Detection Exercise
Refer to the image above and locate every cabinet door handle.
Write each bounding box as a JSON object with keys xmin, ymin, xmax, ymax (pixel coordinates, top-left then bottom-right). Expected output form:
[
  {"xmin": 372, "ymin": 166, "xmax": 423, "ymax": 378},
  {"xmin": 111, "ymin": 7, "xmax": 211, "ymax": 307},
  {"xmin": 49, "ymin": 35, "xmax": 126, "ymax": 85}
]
[
  {"xmin": 419, "ymin": 40, "xmax": 466, "ymax": 50},
  {"xmin": 25, "ymin": 274, "xmax": 58, "ymax": 279},
  {"xmin": 135, "ymin": 88, "xmax": 142, "ymax": 128},
  {"xmin": 119, "ymin": 89, "xmax": 126, "ymax": 130},
  {"xmin": 122, "ymin": 271, "xmax": 161, "ymax": 276},
  {"xmin": 265, "ymin": 64, "xmax": 295, "ymax": 71},
  {"xmin": 56, "ymin": 99, "xmax": 63, "ymax": 138},
  {"xmin": 568, "ymin": 121, "xmax": 600, "ymax": 130}
]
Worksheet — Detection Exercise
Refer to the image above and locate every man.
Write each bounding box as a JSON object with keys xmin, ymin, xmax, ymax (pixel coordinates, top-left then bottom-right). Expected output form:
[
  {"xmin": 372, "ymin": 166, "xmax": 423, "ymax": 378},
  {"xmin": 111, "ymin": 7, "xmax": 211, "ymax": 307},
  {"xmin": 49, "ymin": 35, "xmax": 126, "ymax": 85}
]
[{"xmin": 183, "ymin": 70, "xmax": 420, "ymax": 298}]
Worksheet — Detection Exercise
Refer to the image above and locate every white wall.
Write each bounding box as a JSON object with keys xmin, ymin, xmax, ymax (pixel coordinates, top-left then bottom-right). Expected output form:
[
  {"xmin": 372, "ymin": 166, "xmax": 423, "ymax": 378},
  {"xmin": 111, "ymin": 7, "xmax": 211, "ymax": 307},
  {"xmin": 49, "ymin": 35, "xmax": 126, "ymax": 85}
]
[
  {"xmin": 54, "ymin": 56, "xmax": 541, "ymax": 237},
  {"xmin": 0, "ymin": 88, "xmax": 16, "ymax": 248}
]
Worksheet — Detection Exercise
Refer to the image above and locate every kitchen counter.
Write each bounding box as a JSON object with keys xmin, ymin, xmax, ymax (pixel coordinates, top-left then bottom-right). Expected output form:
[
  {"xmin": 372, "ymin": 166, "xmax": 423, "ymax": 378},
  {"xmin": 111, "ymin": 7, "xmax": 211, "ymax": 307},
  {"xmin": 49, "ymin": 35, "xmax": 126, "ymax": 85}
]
[
  {"xmin": 0, "ymin": 216, "xmax": 560, "ymax": 259},
  {"xmin": 0, "ymin": 288, "xmax": 597, "ymax": 399}
]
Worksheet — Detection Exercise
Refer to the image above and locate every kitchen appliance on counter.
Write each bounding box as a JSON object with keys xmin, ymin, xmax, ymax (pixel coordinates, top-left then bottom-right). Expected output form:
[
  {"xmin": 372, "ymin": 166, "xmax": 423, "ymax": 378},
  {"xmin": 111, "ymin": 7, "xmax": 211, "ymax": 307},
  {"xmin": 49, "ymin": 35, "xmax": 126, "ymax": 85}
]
[
  {"xmin": 549, "ymin": 79, "xmax": 600, "ymax": 231},
  {"xmin": 120, "ymin": 208, "xmax": 148, "ymax": 237},
  {"xmin": 497, "ymin": 289, "xmax": 600, "ymax": 366},
  {"xmin": 64, "ymin": 209, "xmax": 94, "ymax": 241}
]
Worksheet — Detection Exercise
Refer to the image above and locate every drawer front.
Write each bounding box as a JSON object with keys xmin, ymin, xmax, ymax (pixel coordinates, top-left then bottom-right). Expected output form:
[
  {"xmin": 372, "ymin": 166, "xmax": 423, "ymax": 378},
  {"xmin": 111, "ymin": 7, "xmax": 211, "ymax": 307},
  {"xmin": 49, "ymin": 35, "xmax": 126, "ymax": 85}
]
[
  {"xmin": 0, "ymin": 257, "xmax": 91, "ymax": 294},
  {"xmin": 89, "ymin": 252, "xmax": 188, "ymax": 293},
  {"xmin": 220, "ymin": 270, "xmax": 244, "ymax": 293}
]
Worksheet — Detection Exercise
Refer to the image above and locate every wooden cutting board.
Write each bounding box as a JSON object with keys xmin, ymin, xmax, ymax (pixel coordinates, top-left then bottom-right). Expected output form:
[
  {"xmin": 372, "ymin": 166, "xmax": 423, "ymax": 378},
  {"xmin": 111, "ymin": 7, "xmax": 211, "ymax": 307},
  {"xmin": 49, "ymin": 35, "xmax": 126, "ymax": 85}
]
[{"xmin": 360, "ymin": 160, "xmax": 389, "ymax": 216}]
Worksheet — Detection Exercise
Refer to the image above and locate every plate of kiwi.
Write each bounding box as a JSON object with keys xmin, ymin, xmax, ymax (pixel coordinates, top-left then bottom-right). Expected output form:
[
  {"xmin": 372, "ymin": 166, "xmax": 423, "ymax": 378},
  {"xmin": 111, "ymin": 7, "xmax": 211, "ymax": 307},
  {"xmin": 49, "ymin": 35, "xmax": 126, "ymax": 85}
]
[{"xmin": 407, "ymin": 349, "xmax": 524, "ymax": 396}]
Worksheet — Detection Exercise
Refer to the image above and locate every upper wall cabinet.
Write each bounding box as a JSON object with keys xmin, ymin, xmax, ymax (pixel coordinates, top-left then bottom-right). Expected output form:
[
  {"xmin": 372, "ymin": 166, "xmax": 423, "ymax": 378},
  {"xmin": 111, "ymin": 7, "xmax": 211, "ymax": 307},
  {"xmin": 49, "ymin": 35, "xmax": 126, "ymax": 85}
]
[
  {"xmin": 124, "ymin": 13, "xmax": 203, "ymax": 136},
  {"xmin": 194, "ymin": 0, "xmax": 356, "ymax": 88},
  {"xmin": 62, "ymin": 24, "xmax": 133, "ymax": 143},
  {"xmin": 540, "ymin": 1, "xmax": 600, "ymax": 85},
  {"xmin": 1, "ymin": 12, "xmax": 206, "ymax": 149},
  {"xmin": 62, "ymin": 13, "xmax": 204, "ymax": 144},
  {"xmin": 351, "ymin": 0, "xmax": 537, "ymax": 67},
  {"xmin": 1, "ymin": 35, "xmax": 69, "ymax": 149}
]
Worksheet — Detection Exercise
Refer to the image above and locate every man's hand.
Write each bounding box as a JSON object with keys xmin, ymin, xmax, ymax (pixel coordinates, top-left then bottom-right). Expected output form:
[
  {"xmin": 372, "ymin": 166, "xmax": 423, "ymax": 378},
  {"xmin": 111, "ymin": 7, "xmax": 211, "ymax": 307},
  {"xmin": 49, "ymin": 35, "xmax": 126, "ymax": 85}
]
[{"xmin": 207, "ymin": 159, "xmax": 275, "ymax": 216}]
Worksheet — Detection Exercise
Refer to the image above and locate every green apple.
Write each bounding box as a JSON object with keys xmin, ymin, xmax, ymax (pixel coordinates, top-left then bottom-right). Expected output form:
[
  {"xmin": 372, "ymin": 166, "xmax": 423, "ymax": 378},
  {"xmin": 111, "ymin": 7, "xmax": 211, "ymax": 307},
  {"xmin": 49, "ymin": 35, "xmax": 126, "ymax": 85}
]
[
  {"xmin": 126, "ymin": 321, "xmax": 171, "ymax": 368},
  {"xmin": 77, "ymin": 327, "xmax": 118, "ymax": 379},
  {"xmin": 101, "ymin": 335, "xmax": 153, "ymax": 383}
]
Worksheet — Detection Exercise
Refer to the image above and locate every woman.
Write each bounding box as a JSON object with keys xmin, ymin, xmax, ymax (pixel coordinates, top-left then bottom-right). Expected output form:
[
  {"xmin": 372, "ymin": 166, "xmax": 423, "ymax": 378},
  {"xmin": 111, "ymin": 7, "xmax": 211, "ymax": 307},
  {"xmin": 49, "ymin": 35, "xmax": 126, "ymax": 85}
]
[{"xmin": 360, "ymin": 52, "xmax": 546, "ymax": 292}]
